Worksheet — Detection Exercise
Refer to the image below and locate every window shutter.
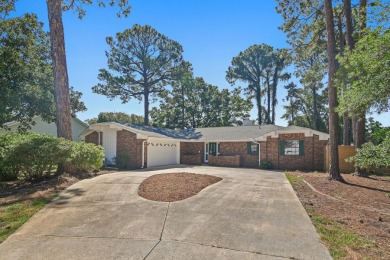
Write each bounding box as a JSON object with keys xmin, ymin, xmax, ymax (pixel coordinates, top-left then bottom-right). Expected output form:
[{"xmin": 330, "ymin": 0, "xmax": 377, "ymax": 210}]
[
  {"xmin": 299, "ymin": 140, "xmax": 304, "ymax": 155},
  {"xmin": 280, "ymin": 140, "xmax": 285, "ymax": 155},
  {"xmin": 255, "ymin": 144, "xmax": 259, "ymax": 155},
  {"xmin": 247, "ymin": 142, "xmax": 252, "ymax": 154}
]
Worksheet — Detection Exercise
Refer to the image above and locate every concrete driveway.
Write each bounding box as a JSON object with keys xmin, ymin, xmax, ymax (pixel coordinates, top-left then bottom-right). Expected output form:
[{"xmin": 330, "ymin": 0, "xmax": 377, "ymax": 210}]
[{"xmin": 0, "ymin": 166, "xmax": 331, "ymax": 260}]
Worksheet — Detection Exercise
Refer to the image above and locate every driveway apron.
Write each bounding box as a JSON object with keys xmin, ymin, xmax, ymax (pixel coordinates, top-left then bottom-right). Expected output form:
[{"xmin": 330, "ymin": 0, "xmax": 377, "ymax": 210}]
[{"xmin": 0, "ymin": 166, "xmax": 331, "ymax": 260}]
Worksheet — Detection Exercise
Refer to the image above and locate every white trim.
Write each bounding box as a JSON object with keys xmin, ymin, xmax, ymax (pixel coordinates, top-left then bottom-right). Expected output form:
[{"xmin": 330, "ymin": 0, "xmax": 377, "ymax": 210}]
[
  {"xmin": 255, "ymin": 129, "xmax": 329, "ymax": 141},
  {"xmin": 176, "ymin": 141, "xmax": 180, "ymax": 164},
  {"xmin": 204, "ymin": 142, "xmax": 209, "ymax": 163},
  {"xmin": 147, "ymin": 137, "xmax": 176, "ymax": 141},
  {"xmin": 251, "ymin": 139, "xmax": 262, "ymax": 167},
  {"xmin": 141, "ymin": 140, "xmax": 146, "ymax": 168},
  {"xmin": 79, "ymin": 122, "xmax": 180, "ymax": 141},
  {"xmin": 204, "ymin": 141, "xmax": 220, "ymax": 163}
]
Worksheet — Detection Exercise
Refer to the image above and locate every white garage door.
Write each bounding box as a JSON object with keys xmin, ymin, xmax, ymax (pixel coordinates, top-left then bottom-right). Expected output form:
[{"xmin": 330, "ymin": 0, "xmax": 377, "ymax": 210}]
[{"xmin": 147, "ymin": 139, "xmax": 180, "ymax": 167}]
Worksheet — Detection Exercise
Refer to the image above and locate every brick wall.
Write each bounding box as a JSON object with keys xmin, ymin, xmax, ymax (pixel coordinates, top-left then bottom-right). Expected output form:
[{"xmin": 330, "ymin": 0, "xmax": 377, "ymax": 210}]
[
  {"xmin": 182, "ymin": 154, "xmax": 202, "ymax": 165},
  {"xmin": 180, "ymin": 142, "xmax": 204, "ymax": 164},
  {"xmin": 85, "ymin": 131, "xmax": 102, "ymax": 145},
  {"xmin": 315, "ymin": 139, "xmax": 328, "ymax": 171},
  {"xmin": 209, "ymin": 155, "xmax": 240, "ymax": 167},
  {"xmin": 116, "ymin": 130, "xmax": 146, "ymax": 169},
  {"xmin": 219, "ymin": 142, "xmax": 259, "ymax": 167},
  {"xmin": 264, "ymin": 134, "xmax": 328, "ymax": 171}
]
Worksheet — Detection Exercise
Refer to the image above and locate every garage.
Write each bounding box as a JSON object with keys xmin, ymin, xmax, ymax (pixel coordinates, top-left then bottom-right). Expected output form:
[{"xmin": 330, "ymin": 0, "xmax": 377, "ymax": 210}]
[{"xmin": 147, "ymin": 138, "xmax": 180, "ymax": 167}]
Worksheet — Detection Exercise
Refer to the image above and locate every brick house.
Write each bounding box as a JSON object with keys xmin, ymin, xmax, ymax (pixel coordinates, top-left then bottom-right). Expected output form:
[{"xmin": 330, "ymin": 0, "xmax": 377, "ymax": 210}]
[{"xmin": 80, "ymin": 122, "xmax": 329, "ymax": 171}]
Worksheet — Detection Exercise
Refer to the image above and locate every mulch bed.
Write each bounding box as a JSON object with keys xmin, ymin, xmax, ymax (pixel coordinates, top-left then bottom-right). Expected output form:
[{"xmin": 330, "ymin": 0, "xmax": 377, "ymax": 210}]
[
  {"xmin": 290, "ymin": 172, "xmax": 390, "ymax": 259},
  {"xmin": 138, "ymin": 172, "xmax": 222, "ymax": 202}
]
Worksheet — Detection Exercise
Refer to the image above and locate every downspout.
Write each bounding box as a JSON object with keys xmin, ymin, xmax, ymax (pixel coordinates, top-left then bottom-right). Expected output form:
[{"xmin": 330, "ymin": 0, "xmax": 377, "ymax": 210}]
[{"xmin": 141, "ymin": 140, "xmax": 146, "ymax": 168}]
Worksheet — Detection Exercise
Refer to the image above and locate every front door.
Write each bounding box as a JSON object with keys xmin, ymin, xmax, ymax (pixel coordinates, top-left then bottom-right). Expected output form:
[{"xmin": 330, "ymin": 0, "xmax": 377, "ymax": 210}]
[
  {"xmin": 205, "ymin": 142, "xmax": 217, "ymax": 163},
  {"xmin": 209, "ymin": 142, "xmax": 217, "ymax": 156}
]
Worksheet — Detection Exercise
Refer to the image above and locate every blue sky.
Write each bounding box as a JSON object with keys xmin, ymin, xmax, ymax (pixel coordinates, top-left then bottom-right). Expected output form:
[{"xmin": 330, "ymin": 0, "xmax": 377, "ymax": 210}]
[{"xmin": 13, "ymin": 0, "xmax": 389, "ymax": 126}]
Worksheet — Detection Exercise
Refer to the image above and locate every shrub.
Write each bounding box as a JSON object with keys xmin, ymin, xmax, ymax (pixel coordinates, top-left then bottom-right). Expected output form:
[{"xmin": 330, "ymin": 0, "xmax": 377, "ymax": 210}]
[
  {"xmin": 22, "ymin": 134, "xmax": 70, "ymax": 180},
  {"xmin": 9, "ymin": 133, "xmax": 72, "ymax": 180},
  {"xmin": 115, "ymin": 152, "xmax": 131, "ymax": 169},
  {"xmin": 0, "ymin": 134, "xmax": 20, "ymax": 181},
  {"xmin": 259, "ymin": 159, "xmax": 272, "ymax": 169},
  {"xmin": 0, "ymin": 133, "xmax": 72, "ymax": 181},
  {"xmin": 348, "ymin": 134, "xmax": 390, "ymax": 170},
  {"xmin": 70, "ymin": 142, "xmax": 104, "ymax": 173},
  {"xmin": 0, "ymin": 133, "xmax": 105, "ymax": 181}
]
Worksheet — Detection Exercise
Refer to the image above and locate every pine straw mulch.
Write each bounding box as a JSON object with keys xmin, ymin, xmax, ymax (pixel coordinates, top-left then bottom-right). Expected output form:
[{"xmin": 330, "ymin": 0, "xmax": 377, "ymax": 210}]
[
  {"xmin": 289, "ymin": 172, "xmax": 390, "ymax": 259},
  {"xmin": 138, "ymin": 172, "xmax": 222, "ymax": 202}
]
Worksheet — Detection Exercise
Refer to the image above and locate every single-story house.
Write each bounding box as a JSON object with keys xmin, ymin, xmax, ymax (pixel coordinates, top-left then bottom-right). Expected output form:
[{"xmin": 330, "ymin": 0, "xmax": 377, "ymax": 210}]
[
  {"xmin": 80, "ymin": 122, "xmax": 329, "ymax": 171},
  {"xmin": 0, "ymin": 116, "xmax": 88, "ymax": 141}
]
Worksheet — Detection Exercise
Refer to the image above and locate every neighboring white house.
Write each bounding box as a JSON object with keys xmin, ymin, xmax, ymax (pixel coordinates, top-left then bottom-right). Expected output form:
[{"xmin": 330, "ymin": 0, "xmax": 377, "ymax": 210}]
[{"xmin": 0, "ymin": 116, "xmax": 88, "ymax": 141}]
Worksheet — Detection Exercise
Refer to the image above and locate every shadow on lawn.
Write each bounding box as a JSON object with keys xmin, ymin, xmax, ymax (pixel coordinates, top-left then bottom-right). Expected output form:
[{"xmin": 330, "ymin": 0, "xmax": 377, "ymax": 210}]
[{"xmin": 343, "ymin": 181, "xmax": 390, "ymax": 193}]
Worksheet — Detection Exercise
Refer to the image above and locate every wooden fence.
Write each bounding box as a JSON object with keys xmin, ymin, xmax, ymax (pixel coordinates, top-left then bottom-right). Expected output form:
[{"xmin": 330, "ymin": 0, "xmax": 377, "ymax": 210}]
[{"xmin": 324, "ymin": 145, "xmax": 356, "ymax": 173}]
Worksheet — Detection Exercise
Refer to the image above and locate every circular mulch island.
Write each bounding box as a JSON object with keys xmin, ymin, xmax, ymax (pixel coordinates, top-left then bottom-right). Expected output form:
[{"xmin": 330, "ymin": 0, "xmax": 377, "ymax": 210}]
[{"xmin": 138, "ymin": 172, "xmax": 222, "ymax": 202}]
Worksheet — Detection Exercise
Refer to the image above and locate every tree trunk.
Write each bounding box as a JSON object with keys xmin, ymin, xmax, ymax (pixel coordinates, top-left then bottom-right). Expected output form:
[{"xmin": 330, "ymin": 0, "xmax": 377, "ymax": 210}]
[
  {"xmin": 354, "ymin": 116, "xmax": 367, "ymax": 176},
  {"xmin": 352, "ymin": 116, "xmax": 357, "ymax": 144},
  {"xmin": 343, "ymin": 112, "xmax": 350, "ymax": 145},
  {"xmin": 266, "ymin": 74, "xmax": 271, "ymax": 124},
  {"xmin": 324, "ymin": 0, "xmax": 342, "ymax": 181},
  {"xmin": 144, "ymin": 88, "xmax": 149, "ymax": 125},
  {"xmin": 271, "ymin": 66, "xmax": 279, "ymax": 125},
  {"xmin": 291, "ymin": 100, "xmax": 294, "ymax": 124},
  {"xmin": 353, "ymin": 0, "xmax": 368, "ymax": 176},
  {"xmin": 312, "ymin": 86, "xmax": 318, "ymax": 130},
  {"xmin": 181, "ymin": 85, "xmax": 185, "ymax": 129},
  {"xmin": 344, "ymin": 0, "xmax": 367, "ymax": 176},
  {"xmin": 47, "ymin": 0, "xmax": 72, "ymax": 140},
  {"xmin": 337, "ymin": 9, "xmax": 351, "ymax": 145},
  {"xmin": 343, "ymin": 0, "xmax": 355, "ymax": 49},
  {"xmin": 256, "ymin": 82, "xmax": 262, "ymax": 125},
  {"xmin": 359, "ymin": 0, "xmax": 367, "ymax": 33}
]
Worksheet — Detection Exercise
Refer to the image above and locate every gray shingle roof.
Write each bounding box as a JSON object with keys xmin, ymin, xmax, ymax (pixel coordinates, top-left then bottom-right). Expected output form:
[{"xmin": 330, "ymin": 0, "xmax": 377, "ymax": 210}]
[
  {"xmin": 121, "ymin": 123, "xmax": 287, "ymax": 141},
  {"xmin": 120, "ymin": 123, "xmax": 193, "ymax": 139},
  {"xmin": 185, "ymin": 124, "xmax": 285, "ymax": 141}
]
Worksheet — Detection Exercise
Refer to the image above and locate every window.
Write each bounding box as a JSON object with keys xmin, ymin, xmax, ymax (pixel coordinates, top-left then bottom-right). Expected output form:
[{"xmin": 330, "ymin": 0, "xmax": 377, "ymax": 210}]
[
  {"xmin": 247, "ymin": 142, "xmax": 259, "ymax": 155},
  {"xmin": 285, "ymin": 140, "xmax": 299, "ymax": 155},
  {"xmin": 280, "ymin": 140, "xmax": 304, "ymax": 156}
]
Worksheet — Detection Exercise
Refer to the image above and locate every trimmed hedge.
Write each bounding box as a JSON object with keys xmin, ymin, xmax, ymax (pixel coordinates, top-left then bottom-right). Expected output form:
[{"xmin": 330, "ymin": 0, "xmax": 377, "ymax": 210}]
[{"xmin": 0, "ymin": 133, "xmax": 104, "ymax": 181}]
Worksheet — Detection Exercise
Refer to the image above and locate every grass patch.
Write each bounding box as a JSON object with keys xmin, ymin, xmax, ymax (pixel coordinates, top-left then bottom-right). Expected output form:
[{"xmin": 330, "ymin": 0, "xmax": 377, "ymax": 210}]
[
  {"xmin": 310, "ymin": 215, "xmax": 373, "ymax": 259},
  {"xmin": 0, "ymin": 196, "xmax": 53, "ymax": 243},
  {"xmin": 285, "ymin": 172, "xmax": 304, "ymax": 186}
]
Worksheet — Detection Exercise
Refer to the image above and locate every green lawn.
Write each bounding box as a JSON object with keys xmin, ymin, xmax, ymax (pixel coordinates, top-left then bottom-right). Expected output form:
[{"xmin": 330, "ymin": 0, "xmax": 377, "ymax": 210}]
[
  {"xmin": 285, "ymin": 172, "xmax": 304, "ymax": 185},
  {"xmin": 0, "ymin": 197, "xmax": 53, "ymax": 243}
]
